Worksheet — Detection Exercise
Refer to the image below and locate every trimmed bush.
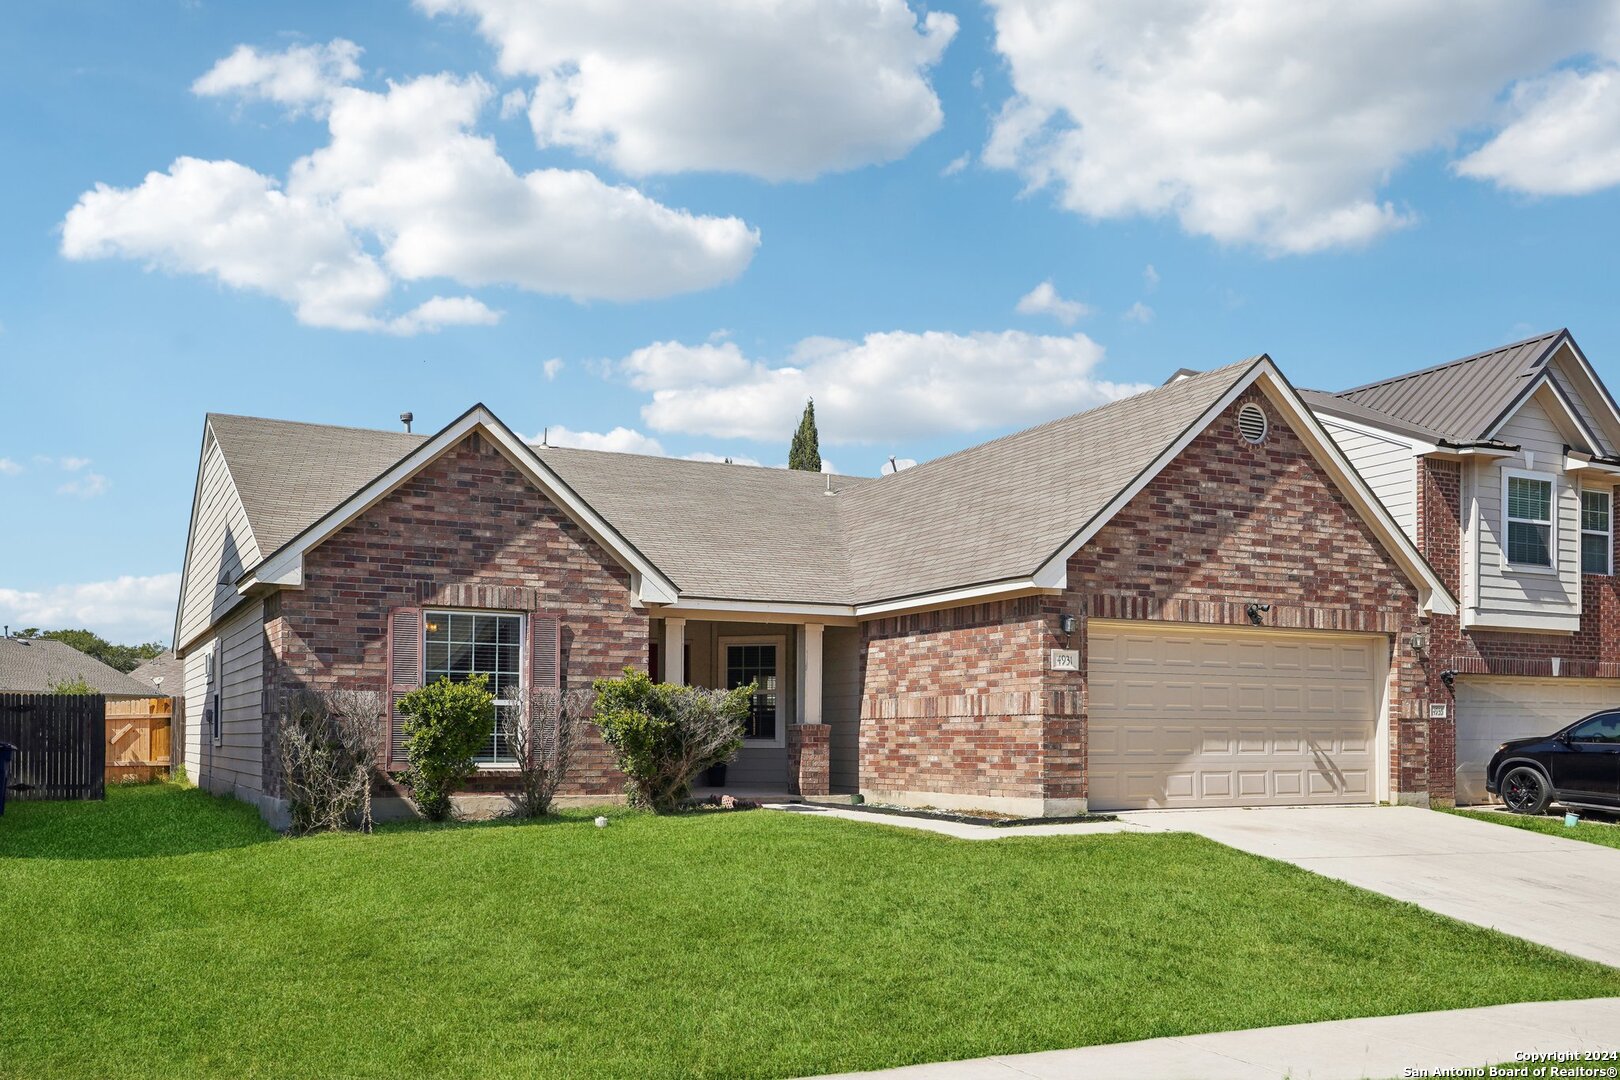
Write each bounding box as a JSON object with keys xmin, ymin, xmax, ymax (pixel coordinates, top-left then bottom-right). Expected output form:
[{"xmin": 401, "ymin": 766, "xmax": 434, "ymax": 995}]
[
  {"xmin": 396, "ymin": 675, "xmax": 494, "ymax": 821},
  {"xmin": 593, "ymin": 669, "xmax": 753, "ymax": 813}
]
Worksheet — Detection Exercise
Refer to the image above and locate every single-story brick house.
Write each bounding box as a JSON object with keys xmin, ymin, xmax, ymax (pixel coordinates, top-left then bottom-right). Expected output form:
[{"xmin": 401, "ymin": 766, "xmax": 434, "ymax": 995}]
[{"xmin": 174, "ymin": 355, "xmax": 1457, "ymax": 825}]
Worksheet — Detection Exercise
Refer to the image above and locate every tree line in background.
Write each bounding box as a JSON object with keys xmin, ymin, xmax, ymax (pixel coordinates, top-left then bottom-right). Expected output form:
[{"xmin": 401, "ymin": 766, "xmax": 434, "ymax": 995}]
[{"xmin": 7, "ymin": 627, "xmax": 166, "ymax": 672}]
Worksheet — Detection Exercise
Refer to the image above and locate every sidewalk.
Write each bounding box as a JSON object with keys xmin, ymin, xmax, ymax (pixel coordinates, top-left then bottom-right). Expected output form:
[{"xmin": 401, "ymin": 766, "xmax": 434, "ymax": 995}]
[
  {"xmin": 764, "ymin": 801, "xmax": 1144, "ymax": 839},
  {"xmin": 803, "ymin": 997, "xmax": 1620, "ymax": 1079}
]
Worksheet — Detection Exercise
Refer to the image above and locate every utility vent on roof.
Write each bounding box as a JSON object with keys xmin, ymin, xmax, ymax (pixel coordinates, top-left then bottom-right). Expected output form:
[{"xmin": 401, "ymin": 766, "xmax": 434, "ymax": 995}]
[{"xmin": 1238, "ymin": 403, "xmax": 1268, "ymax": 443}]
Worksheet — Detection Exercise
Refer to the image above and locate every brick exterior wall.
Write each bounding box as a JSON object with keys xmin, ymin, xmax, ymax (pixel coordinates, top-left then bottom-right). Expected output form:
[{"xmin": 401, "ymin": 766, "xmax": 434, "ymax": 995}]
[
  {"xmin": 262, "ymin": 432, "xmax": 646, "ymax": 801},
  {"xmin": 786, "ymin": 723, "xmax": 829, "ymax": 796},
  {"xmin": 857, "ymin": 391, "xmax": 1433, "ymax": 810},
  {"xmin": 1415, "ymin": 456, "xmax": 1620, "ymax": 803}
]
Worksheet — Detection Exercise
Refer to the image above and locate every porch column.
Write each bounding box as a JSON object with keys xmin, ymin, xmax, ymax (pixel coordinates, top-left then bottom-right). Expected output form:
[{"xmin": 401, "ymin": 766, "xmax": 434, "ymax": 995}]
[
  {"xmin": 788, "ymin": 623, "xmax": 829, "ymax": 796},
  {"xmin": 664, "ymin": 618, "xmax": 686, "ymax": 685}
]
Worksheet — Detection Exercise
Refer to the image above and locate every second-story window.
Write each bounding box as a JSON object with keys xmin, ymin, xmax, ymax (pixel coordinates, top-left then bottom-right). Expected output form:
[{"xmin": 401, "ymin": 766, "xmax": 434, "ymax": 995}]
[
  {"xmin": 1505, "ymin": 473, "xmax": 1554, "ymax": 568},
  {"xmin": 1582, "ymin": 489, "xmax": 1612, "ymax": 575}
]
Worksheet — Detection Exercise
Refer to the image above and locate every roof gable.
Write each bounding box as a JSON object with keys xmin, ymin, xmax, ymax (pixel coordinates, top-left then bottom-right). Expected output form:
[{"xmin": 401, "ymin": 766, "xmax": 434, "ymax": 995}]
[{"xmin": 242, "ymin": 405, "xmax": 679, "ymax": 605}]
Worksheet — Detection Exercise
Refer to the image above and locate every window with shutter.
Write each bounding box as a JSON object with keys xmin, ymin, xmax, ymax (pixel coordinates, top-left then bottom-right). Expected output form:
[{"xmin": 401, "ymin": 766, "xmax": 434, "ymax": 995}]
[
  {"xmin": 530, "ymin": 615, "xmax": 560, "ymax": 760},
  {"xmin": 385, "ymin": 606, "xmax": 423, "ymax": 765}
]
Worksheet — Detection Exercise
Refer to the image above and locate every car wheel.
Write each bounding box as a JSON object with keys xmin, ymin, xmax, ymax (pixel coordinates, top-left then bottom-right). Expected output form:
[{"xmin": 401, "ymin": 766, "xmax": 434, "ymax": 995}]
[{"xmin": 1500, "ymin": 766, "xmax": 1551, "ymax": 815}]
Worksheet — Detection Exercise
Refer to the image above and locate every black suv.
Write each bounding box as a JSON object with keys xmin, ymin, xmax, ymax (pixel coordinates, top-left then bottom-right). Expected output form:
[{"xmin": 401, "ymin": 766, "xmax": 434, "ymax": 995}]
[{"xmin": 1486, "ymin": 711, "xmax": 1620, "ymax": 814}]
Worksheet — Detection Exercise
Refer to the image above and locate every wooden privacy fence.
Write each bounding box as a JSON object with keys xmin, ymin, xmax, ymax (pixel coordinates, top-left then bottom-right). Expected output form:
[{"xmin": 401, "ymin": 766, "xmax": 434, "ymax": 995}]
[
  {"xmin": 106, "ymin": 697, "xmax": 173, "ymax": 783},
  {"xmin": 0, "ymin": 693, "xmax": 106, "ymax": 801}
]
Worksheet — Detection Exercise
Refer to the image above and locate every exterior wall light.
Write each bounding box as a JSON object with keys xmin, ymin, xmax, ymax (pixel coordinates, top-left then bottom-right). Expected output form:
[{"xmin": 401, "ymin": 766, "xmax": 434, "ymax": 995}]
[
  {"xmin": 1060, "ymin": 614, "xmax": 1078, "ymax": 637},
  {"xmin": 1245, "ymin": 602, "xmax": 1271, "ymax": 625}
]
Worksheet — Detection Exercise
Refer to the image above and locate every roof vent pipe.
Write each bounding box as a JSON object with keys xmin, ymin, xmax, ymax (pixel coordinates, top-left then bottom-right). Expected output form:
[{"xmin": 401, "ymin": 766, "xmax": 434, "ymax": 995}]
[{"xmin": 400, "ymin": 412, "xmax": 414, "ymax": 433}]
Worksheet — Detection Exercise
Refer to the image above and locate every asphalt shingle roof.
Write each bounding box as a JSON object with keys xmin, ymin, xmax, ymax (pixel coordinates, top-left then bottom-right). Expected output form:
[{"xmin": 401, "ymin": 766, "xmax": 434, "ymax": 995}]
[
  {"xmin": 0, "ymin": 637, "xmax": 159, "ymax": 697},
  {"xmin": 204, "ymin": 358, "xmax": 1264, "ymax": 608},
  {"xmin": 128, "ymin": 650, "xmax": 183, "ymax": 695}
]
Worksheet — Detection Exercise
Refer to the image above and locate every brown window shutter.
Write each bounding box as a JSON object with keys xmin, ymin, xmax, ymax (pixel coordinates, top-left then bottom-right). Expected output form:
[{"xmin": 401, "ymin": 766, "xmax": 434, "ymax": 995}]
[
  {"xmin": 385, "ymin": 606, "xmax": 423, "ymax": 766},
  {"xmin": 529, "ymin": 614, "xmax": 561, "ymax": 759}
]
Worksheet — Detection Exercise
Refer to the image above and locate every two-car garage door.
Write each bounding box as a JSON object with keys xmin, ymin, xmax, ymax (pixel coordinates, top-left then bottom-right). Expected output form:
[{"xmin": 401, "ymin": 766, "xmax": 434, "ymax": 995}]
[{"xmin": 1087, "ymin": 622, "xmax": 1386, "ymax": 811}]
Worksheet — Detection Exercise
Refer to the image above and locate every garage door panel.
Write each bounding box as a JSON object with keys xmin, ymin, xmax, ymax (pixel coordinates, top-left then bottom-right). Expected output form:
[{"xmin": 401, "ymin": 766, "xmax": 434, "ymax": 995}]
[
  {"xmin": 1455, "ymin": 678, "xmax": 1620, "ymax": 805},
  {"xmin": 1089, "ymin": 623, "xmax": 1383, "ymax": 811}
]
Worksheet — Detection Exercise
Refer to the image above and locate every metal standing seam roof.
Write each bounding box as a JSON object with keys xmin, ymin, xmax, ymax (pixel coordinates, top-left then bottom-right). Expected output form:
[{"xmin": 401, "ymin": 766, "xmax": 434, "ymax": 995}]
[
  {"xmin": 1332, "ymin": 330, "xmax": 1568, "ymax": 442},
  {"xmin": 0, "ymin": 637, "xmax": 159, "ymax": 697},
  {"xmin": 200, "ymin": 358, "xmax": 1269, "ymax": 609}
]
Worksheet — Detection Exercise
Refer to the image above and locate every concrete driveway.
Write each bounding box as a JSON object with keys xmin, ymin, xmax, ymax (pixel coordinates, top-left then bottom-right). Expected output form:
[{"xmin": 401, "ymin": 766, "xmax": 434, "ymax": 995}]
[{"xmin": 1117, "ymin": 805, "xmax": 1620, "ymax": 968}]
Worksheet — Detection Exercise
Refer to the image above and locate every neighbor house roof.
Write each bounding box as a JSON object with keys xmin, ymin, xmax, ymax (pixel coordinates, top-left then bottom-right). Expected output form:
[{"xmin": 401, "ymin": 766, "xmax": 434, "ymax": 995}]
[
  {"xmin": 0, "ymin": 637, "xmax": 158, "ymax": 697},
  {"xmin": 1329, "ymin": 330, "xmax": 1570, "ymax": 443},
  {"xmin": 196, "ymin": 353, "xmax": 1453, "ymax": 618},
  {"xmin": 128, "ymin": 650, "xmax": 183, "ymax": 695}
]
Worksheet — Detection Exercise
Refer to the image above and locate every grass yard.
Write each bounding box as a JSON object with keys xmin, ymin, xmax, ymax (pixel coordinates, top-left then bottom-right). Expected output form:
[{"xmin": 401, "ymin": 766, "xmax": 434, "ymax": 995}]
[
  {"xmin": 5, "ymin": 787, "xmax": 1620, "ymax": 1080},
  {"xmin": 1444, "ymin": 806, "xmax": 1620, "ymax": 851}
]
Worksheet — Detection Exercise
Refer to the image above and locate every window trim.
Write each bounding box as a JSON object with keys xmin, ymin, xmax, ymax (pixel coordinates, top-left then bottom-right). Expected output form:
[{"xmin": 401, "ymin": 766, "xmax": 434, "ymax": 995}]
[
  {"xmin": 1580, "ymin": 487, "xmax": 1612, "ymax": 576},
  {"xmin": 718, "ymin": 634, "xmax": 788, "ymax": 748},
  {"xmin": 423, "ymin": 607, "xmax": 526, "ymax": 770},
  {"xmin": 1500, "ymin": 467, "xmax": 1558, "ymax": 575}
]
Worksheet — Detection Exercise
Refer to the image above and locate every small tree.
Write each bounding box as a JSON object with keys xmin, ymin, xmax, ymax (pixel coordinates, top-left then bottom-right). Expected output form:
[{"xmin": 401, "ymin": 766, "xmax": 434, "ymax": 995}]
[
  {"xmin": 275, "ymin": 688, "xmax": 384, "ymax": 834},
  {"xmin": 507, "ymin": 687, "xmax": 595, "ymax": 818},
  {"xmin": 788, "ymin": 398, "xmax": 821, "ymax": 472},
  {"xmin": 47, "ymin": 676, "xmax": 95, "ymax": 695},
  {"xmin": 593, "ymin": 669, "xmax": 753, "ymax": 813},
  {"xmin": 396, "ymin": 675, "xmax": 494, "ymax": 821}
]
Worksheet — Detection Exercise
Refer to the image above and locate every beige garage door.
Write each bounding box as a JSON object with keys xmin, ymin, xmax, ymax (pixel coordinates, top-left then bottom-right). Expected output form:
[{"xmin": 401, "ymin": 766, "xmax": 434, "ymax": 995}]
[
  {"xmin": 1088, "ymin": 622, "xmax": 1385, "ymax": 811},
  {"xmin": 1453, "ymin": 678, "xmax": 1620, "ymax": 805}
]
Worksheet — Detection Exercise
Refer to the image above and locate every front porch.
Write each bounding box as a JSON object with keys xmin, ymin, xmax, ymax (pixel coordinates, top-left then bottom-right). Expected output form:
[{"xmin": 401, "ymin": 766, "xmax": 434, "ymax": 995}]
[{"xmin": 651, "ymin": 615, "xmax": 862, "ymax": 796}]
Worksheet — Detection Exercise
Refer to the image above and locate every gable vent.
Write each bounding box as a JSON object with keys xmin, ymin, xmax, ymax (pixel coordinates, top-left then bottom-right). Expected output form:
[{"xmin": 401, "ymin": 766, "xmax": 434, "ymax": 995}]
[{"xmin": 1237, "ymin": 402, "xmax": 1268, "ymax": 443}]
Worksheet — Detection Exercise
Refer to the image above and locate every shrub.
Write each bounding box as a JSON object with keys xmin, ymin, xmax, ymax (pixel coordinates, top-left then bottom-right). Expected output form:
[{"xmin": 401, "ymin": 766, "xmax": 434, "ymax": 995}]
[
  {"xmin": 506, "ymin": 687, "xmax": 595, "ymax": 818},
  {"xmin": 396, "ymin": 675, "xmax": 494, "ymax": 821},
  {"xmin": 593, "ymin": 669, "xmax": 753, "ymax": 813},
  {"xmin": 274, "ymin": 688, "xmax": 384, "ymax": 834},
  {"xmin": 48, "ymin": 676, "xmax": 95, "ymax": 695}
]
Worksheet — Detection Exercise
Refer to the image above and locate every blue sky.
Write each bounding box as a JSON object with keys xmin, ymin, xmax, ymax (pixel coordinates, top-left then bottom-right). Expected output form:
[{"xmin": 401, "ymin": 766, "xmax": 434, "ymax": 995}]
[{"xmin": 4, "ymin": 0, "xmax": 1620, "ymax": 643}]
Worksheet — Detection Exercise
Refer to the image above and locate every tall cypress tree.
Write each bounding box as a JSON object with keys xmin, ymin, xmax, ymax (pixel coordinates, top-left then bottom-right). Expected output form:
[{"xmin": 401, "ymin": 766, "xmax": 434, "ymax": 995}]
[{"xmin": 788, "ymin": 398, "xmax": 821, "ymax": 472}]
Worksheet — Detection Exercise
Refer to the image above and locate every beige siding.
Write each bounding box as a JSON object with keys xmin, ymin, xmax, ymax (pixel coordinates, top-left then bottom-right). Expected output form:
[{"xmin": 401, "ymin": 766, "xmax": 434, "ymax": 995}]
[
  {"xmin": 1468, "ymin": 394, "xmax": 1580, "ymax": 627},
  {"xmin": 1548, "ymin": 354, "xmax": 1618, "ymax": 456},
  {"xmin": 1322, "ymin": 420, "xmax": 1417, "ymax": 541},
  {"xmin": 825, "ymin": 627, "xmax": 862, "ymax": 793},
  {"xmin": 176, "ymin": 431, "xmax": 261, "ymax": 649},
  {"xmin": 182, "ymin": 600, "xmax": 265, "ymax": 799}
]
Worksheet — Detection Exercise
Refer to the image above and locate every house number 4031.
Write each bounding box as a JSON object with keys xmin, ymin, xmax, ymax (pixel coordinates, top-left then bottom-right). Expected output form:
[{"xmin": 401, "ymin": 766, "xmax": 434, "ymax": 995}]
[{"xmin": 1049, "ymin": 649, "xmax": 1080, "ymax": 672}]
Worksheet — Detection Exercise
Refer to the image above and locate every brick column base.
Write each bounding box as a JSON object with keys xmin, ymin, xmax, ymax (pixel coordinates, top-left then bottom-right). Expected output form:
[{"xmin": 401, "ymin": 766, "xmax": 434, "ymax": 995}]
[{"xmin": 786, "ymin": 723, "xmax": 830, "ymax": 796}]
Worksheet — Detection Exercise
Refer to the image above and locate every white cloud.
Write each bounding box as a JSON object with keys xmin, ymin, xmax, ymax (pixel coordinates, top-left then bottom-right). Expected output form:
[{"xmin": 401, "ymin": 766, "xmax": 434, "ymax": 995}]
[
  {"xmin": 385, "ymin": 295, "xmax": 501, "ymax": 335},
  {"xmin": 0, "ymin": 573, "xmax": 181, "ymax": 644},
  {"xmin": 941, "ymin": 153, "xmax": 970, "ymax": 177},
  {"xmin": 192, "ymin": 39, "xmax": 363, "ymax": 113},
  {"xmin": 57, "ymin": 473, "xmax": 110, "ymax": 498},
  {"xmin": 542, "ymin": 358, "xmax": 564, "ymax": 381},
  {"xmin": 1143, "ymin": 264, "xmax": 1160, "ymax": 291},
  {"xmin": 984, "ymin": 1, "xmax": 1618, "ymax": 252},
  {"xmin": 61, "ymin": 157, "xmax": 393, "ymax": 331},
  {"xmin": 417, "ymin": 0, "xmax": 957, "ymax": 180},
  {"xmin": 537, "ymin": 425, "xmax": 667, "ymax": 455},
  {"xmin": 498, "ymin": 88, "xmax": 528, "ymax": 120},
  {"xmin": 58, "ymin": 457, "xmax": 91, "ymax": 472},
  {"xmin": 619, "ymin": 339, "xmax": 752, "ymax": 391},
  {"xmin": 1124, "ymin": 301, "xmax": 1154, "ymax": 324},
  {"xmin": 632, "ymin": 329, "xmax": 1151, "ymax": 443},
  {"xmin": 62, "ymin": 73, "xmax": 759, "ymax": 331},
  {"xmin": 1015, "ymin": 279, "xmax": 1088, "ymax": 325},
  {"xmin": 682, "ymin": 451, "xmax": 766, "ymax": 467},
  {"xmin": 0, "ymin": 458, "xmax": 22, "ymax": 476},
  {"xmin": 1457, "ymin": 65, "xmax": 1620, "ymax": 194}
]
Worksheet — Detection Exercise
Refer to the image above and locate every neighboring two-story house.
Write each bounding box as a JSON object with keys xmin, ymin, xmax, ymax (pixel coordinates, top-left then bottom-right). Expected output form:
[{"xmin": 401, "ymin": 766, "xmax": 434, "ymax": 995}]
[{"xmin": 1307, "ymin": 330, "xmax": 1620, "ymax": 803}]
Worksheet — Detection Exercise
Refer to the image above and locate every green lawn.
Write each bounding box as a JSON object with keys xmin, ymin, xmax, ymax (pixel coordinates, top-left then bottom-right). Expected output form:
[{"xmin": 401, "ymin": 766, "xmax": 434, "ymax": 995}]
[
  {"xmin": 1444, "ymin": 806, "xmax": 1620, "ymax": 851},
  {"xmin": 5, "ymin": 787, "xmax": 1620, "ymax": 1080}
]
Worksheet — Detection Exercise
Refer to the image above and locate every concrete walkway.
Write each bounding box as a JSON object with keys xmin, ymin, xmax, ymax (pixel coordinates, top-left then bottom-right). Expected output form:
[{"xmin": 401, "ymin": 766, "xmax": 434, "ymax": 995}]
[
  {"xmin": 1118, "ymin": 805, "xmax": 1620, "ymax": 968},
  {"xmin": 805, "ymin": 997, "xmax": 1620, "ymax": 1079},
  {"xmin": 764, "ymin": 802, "xmax": 1144, "ymax": 840}
]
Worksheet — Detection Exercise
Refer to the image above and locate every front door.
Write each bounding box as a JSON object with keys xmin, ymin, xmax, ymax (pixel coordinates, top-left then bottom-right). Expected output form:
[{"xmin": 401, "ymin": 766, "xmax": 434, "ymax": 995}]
[{"xmin": 1550, "ymin": 711, "xmax": 1620, "ymax": 802}]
